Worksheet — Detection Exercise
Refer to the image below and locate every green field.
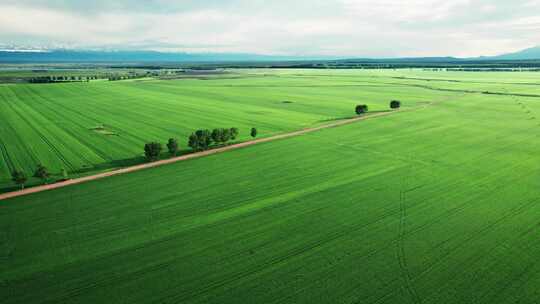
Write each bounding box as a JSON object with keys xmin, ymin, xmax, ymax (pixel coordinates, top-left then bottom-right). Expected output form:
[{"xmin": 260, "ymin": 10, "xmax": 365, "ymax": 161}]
[
  {"xmin": 0, "ymin": 69, "xmax": 455, "ymax": 191},
  {"xmin": 1, "ymin": 69, "xmax": 540, "ymax": 303}
]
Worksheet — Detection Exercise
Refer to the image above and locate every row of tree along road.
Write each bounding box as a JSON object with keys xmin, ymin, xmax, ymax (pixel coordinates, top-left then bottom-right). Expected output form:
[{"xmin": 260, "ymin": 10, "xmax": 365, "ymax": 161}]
[
  {"xmin": 143, "ymin": 99, "xmax": 402, "ymax": 164},
  {"xmin": 144, "ymin": 127, "xmax": 257, "ymax": 161},
  {"xmin": 8, "ymin": 99, "xmax": 401, "ymax": 190},
  {"xmin": 9, "ymin": 127, "xmax": 258, "ymax": 190},
  {"xmin": 11, "ymin": 165, "xmax": 68, "ymax": 190}
]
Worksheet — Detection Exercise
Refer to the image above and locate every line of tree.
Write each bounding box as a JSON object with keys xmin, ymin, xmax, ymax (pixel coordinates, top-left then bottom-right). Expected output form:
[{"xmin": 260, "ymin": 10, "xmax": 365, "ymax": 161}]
[
  {"xmin": 143, "ymin": 127, "xmax": 247, "ymax": 160},
  {"xmin": 143, "ymin": 127, "xmax": 245, "ymax": 160},
  {"xmin": 29, "ymin": 75, "xmax": 101, "ymax": 83},
  {"xmin": 10, "ymin": 163, "xmax": 64, "ymax": 189},
  {"xmin": 188, "ymin": 129, "xmax": 212, "ymax": 151},
  {"xmin": 10, "ymin": 127, "xmax": 254, "ymax": 189},
  {"xmin": 188, "ymin": 127, "xmax": 239, "ymax": 151},
  {"xmin": 108, "ymin": 74, "xmax": 145, "ymax": 81}
]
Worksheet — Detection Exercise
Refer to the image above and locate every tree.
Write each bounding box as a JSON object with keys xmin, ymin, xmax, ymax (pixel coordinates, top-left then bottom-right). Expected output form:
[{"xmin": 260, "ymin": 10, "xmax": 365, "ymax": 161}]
[
  {"xmin": 390, "ymin": 100, "xmax": 401, "ymax": 109},
  {"xmin": 355, "ymin": 104, "xmax": 368, "ymax": 115},
  {"xmin": 230, "ymin": 128, "xmax": 239, "ymax": 140},
  {"xmin": 166, "ymin": 138, "xmax": 179, "ymax": 156},
  {"xmin": 221, "ymin": 128, "xmax": 231, "ymax": 143},
  {"xmin": 144, "ymin": 142, "xmax": 162, "ymax": 161},
  {"xmin": 196, "ymin": 129, "xmax": 212, "ymax": 150},
  {"xmin": 189, "ymin": 129, "xmax": 212, "ymax": 151},
  {"xmin": 188, "ymin": 134, "xmax": 199, "ymax": 151},
  {"xmin": 60, "ymin": 167, "xmax": 69, "ymax": 181},
  {"xmin": 33, "ymin": 164, "xmax": 50, "ymax": 184},
  {"xmin": 11, "ymin": 170, "xmax": 27, "ymax": 190},
  {"xmin": 211, "ymin": 128, "xmax": 223, "ymax": 144},
  {"xmin": 251, "ymin": 127, "xmax": 258, "ymax": 138}
]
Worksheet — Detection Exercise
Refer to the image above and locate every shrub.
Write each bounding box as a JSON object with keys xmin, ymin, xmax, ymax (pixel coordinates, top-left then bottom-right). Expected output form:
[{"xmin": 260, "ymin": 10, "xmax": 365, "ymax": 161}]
[
  {"xmin": 251, "ymin": 128, "xmax": 258, "ymax": 138},
  {"xmin": 390, "ymin": 100, "xmax": 401, "ymax": 109},
  {"xmin": 355, "ymin": 104, "xmax": 368, "ymax": 115}
]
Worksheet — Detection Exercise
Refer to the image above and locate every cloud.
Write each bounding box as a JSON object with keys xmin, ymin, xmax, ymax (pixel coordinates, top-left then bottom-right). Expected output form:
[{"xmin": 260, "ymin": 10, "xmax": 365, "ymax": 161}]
[{"xmin": 0, "ymin": 0, "xmax": 539, "ymax": 57}]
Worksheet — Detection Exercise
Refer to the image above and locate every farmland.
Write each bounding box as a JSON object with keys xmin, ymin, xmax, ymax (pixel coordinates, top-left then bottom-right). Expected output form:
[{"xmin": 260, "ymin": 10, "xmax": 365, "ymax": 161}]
[
  {"xmin": 0, "ymin": 69, "xmax": 456, "ymax": 192},
  {"xmin": 1, "ymin": 69, "xmax": 539, "ymax": 303}
]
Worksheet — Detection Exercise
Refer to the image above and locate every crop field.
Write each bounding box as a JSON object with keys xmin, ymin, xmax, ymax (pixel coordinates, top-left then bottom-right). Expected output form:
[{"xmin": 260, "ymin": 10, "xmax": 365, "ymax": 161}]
[
  {"xmin": 1, "ymin": 69, "xmax": 539, "ymax": 303},
  {"xmin": 0, "ymin": 69, "xmax": 457, "ymax": 192}
]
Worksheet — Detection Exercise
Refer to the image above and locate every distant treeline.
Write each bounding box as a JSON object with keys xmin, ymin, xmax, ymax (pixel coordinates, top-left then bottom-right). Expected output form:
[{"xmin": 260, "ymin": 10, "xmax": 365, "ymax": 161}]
[
  {"xmin": 8, "ymin": 59, "xmax": 540, "ymax": 74},
  {"xmin": 446, "ymin": 68, "xmax": 540, "ymax": 72},
  {"xmin": 174, "ymin": 59, "xmax": 540, "ymax": 70},
  {"xmin": 28, "ymin": 73, "xmax": 150, "ymax": 83},
  {"xmin": 107, "ymin": 74, "xmax": 147, "ymax": 81},
  {"xmin": 29, "ymin": 75, "xmax": 100, "ymax": 83}
]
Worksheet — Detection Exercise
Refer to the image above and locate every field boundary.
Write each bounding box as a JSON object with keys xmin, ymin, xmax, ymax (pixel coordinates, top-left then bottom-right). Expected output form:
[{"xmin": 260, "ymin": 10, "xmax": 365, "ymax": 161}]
[{"xmin": 0, "ymin": 109, "xmax": 415, "ymax": 201}]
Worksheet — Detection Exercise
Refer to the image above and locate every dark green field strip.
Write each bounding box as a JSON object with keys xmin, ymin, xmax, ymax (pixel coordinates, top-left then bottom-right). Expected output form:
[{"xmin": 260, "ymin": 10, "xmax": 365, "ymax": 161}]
[{"xmin": 1, "ymin": 89, "xmax": 539, "ymax": 303}]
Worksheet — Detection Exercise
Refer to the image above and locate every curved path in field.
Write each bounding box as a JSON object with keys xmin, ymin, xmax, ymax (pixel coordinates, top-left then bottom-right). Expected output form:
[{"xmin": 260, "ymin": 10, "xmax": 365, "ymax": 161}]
[{"xmin": 0, "ymin": 110, "xmax": 401, "ymax": 201}]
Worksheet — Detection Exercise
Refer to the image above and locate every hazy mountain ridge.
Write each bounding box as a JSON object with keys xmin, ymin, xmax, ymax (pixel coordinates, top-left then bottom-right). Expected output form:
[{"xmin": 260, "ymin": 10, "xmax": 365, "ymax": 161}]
[
  {"xmin": 0, "ymin": 50, "xmax": 334, "ymax": 63},
  {"xmin": 0, "ymin": 46, "xmax": 539, "ymax": 63},
  {"xmin": 488, "ymin": 46, "xmax": 540, "ymax": 60}
]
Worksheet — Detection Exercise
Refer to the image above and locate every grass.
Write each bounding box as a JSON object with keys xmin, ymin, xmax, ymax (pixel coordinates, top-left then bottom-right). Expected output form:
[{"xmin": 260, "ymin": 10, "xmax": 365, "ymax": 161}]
[
  {"xmin": 1, "ymin": 70, "xmax": 539, "ymax": 303},
  {"xmin": 0, "ymin": 69, "xmax": 455, "ymax": 192}
]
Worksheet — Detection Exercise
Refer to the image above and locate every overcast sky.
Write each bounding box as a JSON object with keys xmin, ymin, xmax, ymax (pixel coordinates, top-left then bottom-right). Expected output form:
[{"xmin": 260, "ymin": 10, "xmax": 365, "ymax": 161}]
[{"xmin": 1, "ymin": 0, "xmax": 539, "ymax": 57}]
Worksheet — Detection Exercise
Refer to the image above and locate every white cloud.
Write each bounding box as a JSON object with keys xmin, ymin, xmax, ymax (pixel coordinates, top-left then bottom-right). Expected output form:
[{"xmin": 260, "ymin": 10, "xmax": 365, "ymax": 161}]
[{"xmin": 0, "ymin": 0, "xmax": 539, "ymax": 57}]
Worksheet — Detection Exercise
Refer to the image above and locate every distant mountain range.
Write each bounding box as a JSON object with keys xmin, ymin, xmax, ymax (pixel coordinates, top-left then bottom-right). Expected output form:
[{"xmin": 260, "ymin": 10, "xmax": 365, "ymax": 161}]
[
  {"xmin": 0, "ymin": 50, "xmax": 332, "ymax": 63},
  {"xmin": 0, "ymin": 46, "xmax": 539, "ymax": 63},
  {"xmin": 486, "ymin": 46, "xmax": 540, "ymax": 60}
]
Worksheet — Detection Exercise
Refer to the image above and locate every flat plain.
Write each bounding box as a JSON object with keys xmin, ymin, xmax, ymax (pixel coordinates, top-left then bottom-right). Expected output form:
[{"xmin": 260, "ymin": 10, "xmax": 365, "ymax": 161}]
[
  {"xmin": 1, "ymin": 69, "xmax": 539, "ymax": 303},
  {"xmin": 1, "ymin": 69, "xmax": 466, "ymax": 191}
]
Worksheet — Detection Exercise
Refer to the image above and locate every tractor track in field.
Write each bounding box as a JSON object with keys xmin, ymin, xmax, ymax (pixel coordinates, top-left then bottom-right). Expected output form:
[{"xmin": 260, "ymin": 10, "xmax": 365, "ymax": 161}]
[
  {"xmin": 12, "ymin": 166, "xmax": 535, "ymax": 304},
  {"xmin": 396, "ymin": 155, "xmax": 422, "ymax": 304},
  {"xmin": 5, "ymin": 87, "xmax": 76, "ymax": 171},
  {"xmin": 397, "ymin": 189, "xmax": 422, "ymax": 304},
  {"xmin": 0, "ymin": 139, "xmax": 15, "ymax": 173},
  {"xmin": 22, "ymin": 87, "xmax": 114, "ymax": 164},
  {"xmin": 0, "ymin": 109, "xmax": 403, "ymax": 201}
]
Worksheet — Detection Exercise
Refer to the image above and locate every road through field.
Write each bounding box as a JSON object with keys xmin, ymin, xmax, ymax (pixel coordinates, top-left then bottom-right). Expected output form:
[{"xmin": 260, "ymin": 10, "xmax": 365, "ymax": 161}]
[{"xmin": 0, "ymin": 110, "xmax": 406, "ymax": 201}]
